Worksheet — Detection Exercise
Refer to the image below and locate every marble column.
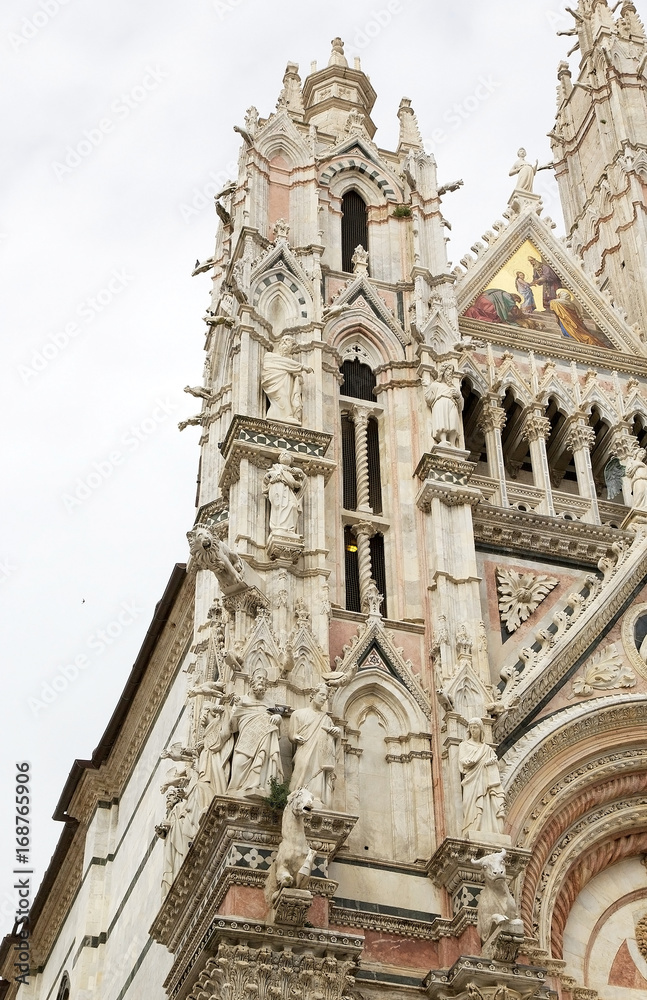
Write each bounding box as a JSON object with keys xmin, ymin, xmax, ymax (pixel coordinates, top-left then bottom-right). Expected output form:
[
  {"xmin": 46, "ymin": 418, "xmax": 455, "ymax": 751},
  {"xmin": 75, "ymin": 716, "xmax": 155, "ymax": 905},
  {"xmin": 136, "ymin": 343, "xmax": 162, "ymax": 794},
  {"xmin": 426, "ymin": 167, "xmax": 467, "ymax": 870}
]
[
  {"xmin": 478, "ymin": 398, "xmax": 508, "ymax": 507},
  {"xmin": 351, "ymin": 404, "xmax": 375, "ymax": 514},
  {"xmin": 564, "ymin": 420, "xmax": 600, "ymax": 523},
  {"xmin": 522, "ymin": 410, "xmax": 554, "ymax": 516},
  {"xmin": 352, "ymin": 520, "xmax": 376, "ymax": 611}
]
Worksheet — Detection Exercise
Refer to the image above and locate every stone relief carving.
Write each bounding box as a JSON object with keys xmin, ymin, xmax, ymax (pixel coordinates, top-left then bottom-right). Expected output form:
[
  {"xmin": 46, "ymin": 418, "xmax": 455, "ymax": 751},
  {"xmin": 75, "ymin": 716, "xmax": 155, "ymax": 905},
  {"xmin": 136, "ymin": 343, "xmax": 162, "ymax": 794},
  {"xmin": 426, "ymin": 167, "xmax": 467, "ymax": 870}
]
[
  {"xmin": 473, "ymin": 850, "xmax": 524, "ymax": 961},
  {"xmin": 261, "ymin": 335, "xmax": 313, "ymax": 425},
  {"xmin": 264, "ymin": 787, "xmax": 317, "ymax": 923},
  {"xmin": 422, "ymin": 363, "xmax": 463, "ymax": 449},
  {"xmin": 288, "ymin": 683, "xmax": 340, "ymax": 808},
  {"xmin": 495, "ymin": 535, "xmax": 639, "ymax": 724},
  {"xmin": 495, "ymin": 567, "xmax": 559, "ymax": 633},
  {"xmin": 228, "ymin": 667, "xmax": 283, "ymax": 799},
  {"xmin": 458, "ymin": 719, "xmax": 505, "ymax": 837},
  {"xmin": 571, "ymin": 642, "xmax": 636, "ymax": 696}
]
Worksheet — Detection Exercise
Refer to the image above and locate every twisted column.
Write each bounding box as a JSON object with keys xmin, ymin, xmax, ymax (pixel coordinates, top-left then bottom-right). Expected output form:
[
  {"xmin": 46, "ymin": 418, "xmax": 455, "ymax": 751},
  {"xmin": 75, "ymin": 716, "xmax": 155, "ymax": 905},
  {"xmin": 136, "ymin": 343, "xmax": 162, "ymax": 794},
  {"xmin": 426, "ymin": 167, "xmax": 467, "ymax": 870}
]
[
  {"xmin": 352, "ymin": 520, "xmax": 376, "ymax": 610},
  {"xmin": 351, "ymin": 405, "xmax": 374, "ymax": 513}
]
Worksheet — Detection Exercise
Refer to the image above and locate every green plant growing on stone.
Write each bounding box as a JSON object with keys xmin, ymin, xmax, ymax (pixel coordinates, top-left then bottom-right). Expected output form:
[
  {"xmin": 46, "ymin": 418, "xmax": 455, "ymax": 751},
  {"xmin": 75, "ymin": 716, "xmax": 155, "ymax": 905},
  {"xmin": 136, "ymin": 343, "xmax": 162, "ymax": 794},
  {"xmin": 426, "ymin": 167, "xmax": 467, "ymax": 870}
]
[
  {"xmin": 392, "ymin": 205, "xmax": 412, "ymax": 218},
  {"xmin": 266, "ymin": 776, "xmax": 290, "ymax": 814}
]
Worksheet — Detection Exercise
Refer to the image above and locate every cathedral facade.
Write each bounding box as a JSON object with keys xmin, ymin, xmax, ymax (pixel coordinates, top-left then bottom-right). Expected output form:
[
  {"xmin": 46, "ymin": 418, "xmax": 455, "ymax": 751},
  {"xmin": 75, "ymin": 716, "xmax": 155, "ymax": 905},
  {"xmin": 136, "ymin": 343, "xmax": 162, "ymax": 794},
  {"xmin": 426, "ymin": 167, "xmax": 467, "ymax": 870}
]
[{"xmin": 5, "ymin": 4, "xmax": 647, "ymax": 998}]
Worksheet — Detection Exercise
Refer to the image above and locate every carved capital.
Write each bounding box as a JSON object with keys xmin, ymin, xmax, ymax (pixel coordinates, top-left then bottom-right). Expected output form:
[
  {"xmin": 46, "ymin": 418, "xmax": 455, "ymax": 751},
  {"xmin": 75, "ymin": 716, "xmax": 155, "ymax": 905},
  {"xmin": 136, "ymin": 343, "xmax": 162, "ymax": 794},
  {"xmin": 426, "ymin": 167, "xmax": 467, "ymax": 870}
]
[
  {"xmin": 352, "ymin": 520, "xmax": 377, "ymax": 540},
  {"xmin": 610, "ymin": 422, "xmax": 640, "ymax": 462},
  {"xmin": 564, "ymin": 422, "xmax": 596, "ymax": 453},
  {"xmin": 478, "ymin": 403, "xmax": 507, "ymax": 435},
  {"xmin": 521, "ymin": 412, "xmax": 551, "ymax": 443}
]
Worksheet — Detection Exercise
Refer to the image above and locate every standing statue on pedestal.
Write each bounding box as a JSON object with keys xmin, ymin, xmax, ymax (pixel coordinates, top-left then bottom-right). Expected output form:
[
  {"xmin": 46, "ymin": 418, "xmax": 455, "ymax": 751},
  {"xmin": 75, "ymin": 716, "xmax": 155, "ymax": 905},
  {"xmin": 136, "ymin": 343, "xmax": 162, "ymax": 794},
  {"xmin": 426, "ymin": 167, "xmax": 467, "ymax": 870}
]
[
  {"xmin": 288, "ymin": 683, "xmax": 340, "ymax": 808},
  {"xmin": 509, "ymin": 148, "xmax": 538, "ymax": 193},
  {"xmin": 458, "ymin": 718, "xmax": 505, "ymax": 836},
  {"xmin": 262, "ymin": 452, "xmax": 307, "ymax": 534},
  {"xmin": 261, "ymin": 335, "xmax": 313, "ymax": 424},
  {"xmin": 227, "ymin": 667, "xmax": 283, "ymax": 799},
  {"xmin": 156, "ymin": 787, "xmax": 193, "ymax": 897},
  {"xmin": 185, "ymin": 698, "xmax": 234, "ymax": 829},
  {"xmin": 423, "ymin": 364, "xmax": 463, "ymax": 448}
]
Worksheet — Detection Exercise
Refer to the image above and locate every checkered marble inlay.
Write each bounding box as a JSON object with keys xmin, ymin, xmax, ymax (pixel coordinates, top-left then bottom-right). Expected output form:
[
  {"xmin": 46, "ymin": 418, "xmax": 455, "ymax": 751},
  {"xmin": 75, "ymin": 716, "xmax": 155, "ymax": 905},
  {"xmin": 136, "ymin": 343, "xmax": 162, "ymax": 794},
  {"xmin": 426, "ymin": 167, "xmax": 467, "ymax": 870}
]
[
  {"xmin": 237, "ymin": 427, "xmax": 325, "ymax": 457},
  {"xmin": 452, "ymin": 883, "xmax": 481, "ymax": 913},
  {"xmin": 224, "ymin": 843, "xmax": 328, "ymax": 878}
]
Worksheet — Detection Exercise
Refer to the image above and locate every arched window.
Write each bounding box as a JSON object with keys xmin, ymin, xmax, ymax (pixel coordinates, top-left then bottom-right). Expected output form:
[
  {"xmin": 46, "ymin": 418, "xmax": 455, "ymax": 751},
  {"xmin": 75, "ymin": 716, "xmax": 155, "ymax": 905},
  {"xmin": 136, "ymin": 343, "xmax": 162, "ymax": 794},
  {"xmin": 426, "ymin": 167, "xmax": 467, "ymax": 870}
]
[
  {"xmin": 341, "ymin": 358, "xmax": 376, "ymax": 400},
  {"xmin": 341, "ymin": 191, "xmax": 368, "ymax": 273},
  {"xmin": 56, "ymin": 973, "xmax": 71, "ymax": 1000},
  {"xmin": 344, "ymin": 525, "xmax": 361, "ymax": 612}
]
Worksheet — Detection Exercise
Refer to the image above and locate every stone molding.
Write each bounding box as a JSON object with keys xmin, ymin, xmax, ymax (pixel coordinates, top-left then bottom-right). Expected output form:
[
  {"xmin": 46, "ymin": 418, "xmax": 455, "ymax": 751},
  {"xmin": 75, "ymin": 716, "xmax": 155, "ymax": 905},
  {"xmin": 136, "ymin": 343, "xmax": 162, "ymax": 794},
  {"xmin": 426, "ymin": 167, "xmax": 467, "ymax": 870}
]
[
  {"xmin": 427, "ymin": 838, "xmax": 531, "ymax": 894},
  {"xmin": 218, "ymin": 415, "xmax": 335, "ymax": 493},
  {"xmin": 329, "ymin": 902, "xmax": 478, "ymax": 940},
  {"xmin": 502, "ymin": 696, "xmax": 647, "ymax": 804},
  {"xmin": 473, "ymin": 505, "xmax": 628, "ymax": 566},
  {"xmin": 423, "ymin": 956, "xmax": 552, "ymax": 1000},
  {"xmin": 167, "ymin": 921, "xmax": 363, "ymax": 1000},
  {"xmin": 150, "ymin": 796, "xmax": 358, "ymax": 953},
  {"xmin": 495, "ymin": 536, "xmax": 647, "ymax": 742},
  {"xmin": 520, "ymin": 768, "xmax": 647, "ymax": 935},
  {"xmin": 620, "ymin": 600, "xmax": 647, "ymax": 681}
]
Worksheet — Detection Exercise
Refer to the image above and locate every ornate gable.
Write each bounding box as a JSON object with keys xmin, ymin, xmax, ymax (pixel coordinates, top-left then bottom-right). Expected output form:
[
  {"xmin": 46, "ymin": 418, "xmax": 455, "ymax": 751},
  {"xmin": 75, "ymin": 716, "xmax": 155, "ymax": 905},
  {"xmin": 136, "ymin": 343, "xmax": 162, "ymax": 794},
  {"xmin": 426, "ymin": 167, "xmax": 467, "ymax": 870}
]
[{"xmin": 457, "ymin": 210, "xmax": 645, "ymax": 355}]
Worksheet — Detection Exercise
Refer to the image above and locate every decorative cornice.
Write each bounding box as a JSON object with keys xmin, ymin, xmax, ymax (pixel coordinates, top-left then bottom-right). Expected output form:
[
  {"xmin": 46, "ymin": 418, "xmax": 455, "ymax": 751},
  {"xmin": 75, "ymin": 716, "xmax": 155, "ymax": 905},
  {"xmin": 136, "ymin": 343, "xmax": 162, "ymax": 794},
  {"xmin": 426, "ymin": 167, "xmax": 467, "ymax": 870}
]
[
  {"xmin": 473, "ymin": 505, "xmax": 628, "ymax": 566},
  {"xmin": 427, "ymin": 837, "xmax": 531, "ymax": 893}
]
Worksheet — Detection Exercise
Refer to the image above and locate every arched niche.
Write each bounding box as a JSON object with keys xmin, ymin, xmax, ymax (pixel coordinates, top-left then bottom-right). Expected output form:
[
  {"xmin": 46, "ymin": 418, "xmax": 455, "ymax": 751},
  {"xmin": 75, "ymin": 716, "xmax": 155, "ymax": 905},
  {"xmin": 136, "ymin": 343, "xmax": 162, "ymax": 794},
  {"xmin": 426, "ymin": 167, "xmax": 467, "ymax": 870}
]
[{"xmin": 331, "ymin": 670, "xmax": 434, "ymax": 862}]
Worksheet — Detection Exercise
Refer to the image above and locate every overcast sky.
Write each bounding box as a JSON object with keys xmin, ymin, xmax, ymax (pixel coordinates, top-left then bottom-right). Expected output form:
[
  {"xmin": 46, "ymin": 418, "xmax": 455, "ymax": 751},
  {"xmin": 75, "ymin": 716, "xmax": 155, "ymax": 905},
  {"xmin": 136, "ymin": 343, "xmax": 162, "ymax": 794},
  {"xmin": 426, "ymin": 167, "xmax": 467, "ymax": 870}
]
[{"xmin": 2, "ymin": 0, "xmax": 639, "ymax": 936}]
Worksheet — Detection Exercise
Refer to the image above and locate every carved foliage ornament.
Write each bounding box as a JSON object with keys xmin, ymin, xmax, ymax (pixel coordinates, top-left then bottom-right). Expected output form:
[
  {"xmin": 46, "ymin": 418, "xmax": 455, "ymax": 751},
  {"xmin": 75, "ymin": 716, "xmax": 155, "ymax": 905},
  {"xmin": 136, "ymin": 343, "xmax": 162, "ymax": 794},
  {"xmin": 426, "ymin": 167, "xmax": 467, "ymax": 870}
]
[
  {"xmin": 571, "ymin": 642, "xmax": 636, "ymax": 697},
  {"xmin": 495, "ymin": 567, "xmax": 559, "ymax": 633}
]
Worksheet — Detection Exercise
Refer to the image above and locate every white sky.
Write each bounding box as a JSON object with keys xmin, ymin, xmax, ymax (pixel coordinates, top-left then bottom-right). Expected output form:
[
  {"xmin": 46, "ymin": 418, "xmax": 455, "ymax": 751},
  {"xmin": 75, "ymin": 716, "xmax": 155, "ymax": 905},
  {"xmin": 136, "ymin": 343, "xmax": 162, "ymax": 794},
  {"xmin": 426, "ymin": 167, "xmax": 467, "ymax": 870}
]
[{"xmin": 2, "ymin": 0, "xmax": 639, "ymax": 939}]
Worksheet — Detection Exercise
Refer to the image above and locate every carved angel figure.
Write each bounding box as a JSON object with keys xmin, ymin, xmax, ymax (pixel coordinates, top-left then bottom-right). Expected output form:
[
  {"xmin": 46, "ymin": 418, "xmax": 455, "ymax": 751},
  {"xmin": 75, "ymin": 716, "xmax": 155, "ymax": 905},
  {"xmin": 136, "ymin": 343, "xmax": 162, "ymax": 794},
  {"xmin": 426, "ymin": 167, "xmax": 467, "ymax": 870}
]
[{"xmin": 495, "ymin": 567, "xmax": 558, "ymax": 633}]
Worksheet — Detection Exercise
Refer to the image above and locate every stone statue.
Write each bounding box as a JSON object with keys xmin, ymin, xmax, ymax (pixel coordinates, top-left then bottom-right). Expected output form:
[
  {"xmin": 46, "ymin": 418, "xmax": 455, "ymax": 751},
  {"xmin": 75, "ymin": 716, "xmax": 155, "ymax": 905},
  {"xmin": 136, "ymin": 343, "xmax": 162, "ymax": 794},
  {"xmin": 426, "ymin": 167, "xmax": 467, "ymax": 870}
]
[
  {"xmin": 473, "ymin": 850, "xmax": 525, "ymax": 960},
  {"xmin": 262, "ymin": 452, "xmax": 307, "ymax": 534},
  {"xmin": 261, "ymin": 336, "xmax": 313, "ymax": 424},
  {"xmin": 288, "ymin": 683, "xmax": 340, "ymax": 808},
  {"xmin": 185, "ymin": 700, "xmax": 234, "ymax": 829},
  {"xmin": 509, "ymin": 148, "xmax": 538, "ymax": 193},
  {"xmin": 423, "ymin": 364, "xmax": 463, "ymax": 448},
  {"xmin": 156, "ymin": 787, "xmax": 193, "ymax": 897},
  {"xmin": 624, "ymin": 453, "xmax": 647, "ymax": 510},
  {"xmin": 264, "ymin": 787, "xmax": 317, "ymax": 909},
  {"xmin": 227, "ymin": 667, "xmax": 283, "ymax": 799},
  {"xmin": 458, "ymin": 718, "xmax": 505, "ymax": 836},
  {"xmin": 187, "ymin": 525, "xmax": 246, "ymax": 589}
]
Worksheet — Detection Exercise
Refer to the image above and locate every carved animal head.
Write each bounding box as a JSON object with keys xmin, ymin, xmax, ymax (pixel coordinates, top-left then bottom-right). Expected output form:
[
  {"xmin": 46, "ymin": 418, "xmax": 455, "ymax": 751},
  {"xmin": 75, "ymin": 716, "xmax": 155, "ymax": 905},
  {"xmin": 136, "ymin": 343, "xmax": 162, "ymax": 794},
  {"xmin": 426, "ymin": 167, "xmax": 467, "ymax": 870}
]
[
  {"xmin": 286, "ymin": 786, "xmax": 315, "ymax": 818},
  {"xmin": 474, "ymin": 849, "xmax": 508, "ymax": 883}
]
